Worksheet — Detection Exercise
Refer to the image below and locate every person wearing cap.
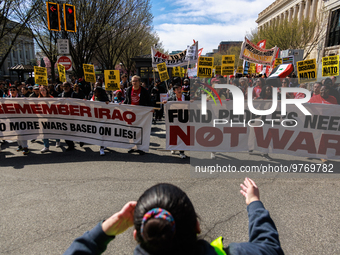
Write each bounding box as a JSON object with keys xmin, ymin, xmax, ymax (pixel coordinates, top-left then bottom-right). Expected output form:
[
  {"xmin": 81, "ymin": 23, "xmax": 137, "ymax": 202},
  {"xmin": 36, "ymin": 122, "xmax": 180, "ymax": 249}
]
[
  {"xmin": 64, "ymin": 179, "xmax": 284, "ymax": 255},
  {"xmin": 166, "ymin": 84, "xmax": 190, "ymax": 159},
  {"xmin": 29, "ymin": 85, "xmax": 40, "ymax": 97},
  {"xmin": 182, "ymin": 78, "xmax": 190, "ymax": 95}
]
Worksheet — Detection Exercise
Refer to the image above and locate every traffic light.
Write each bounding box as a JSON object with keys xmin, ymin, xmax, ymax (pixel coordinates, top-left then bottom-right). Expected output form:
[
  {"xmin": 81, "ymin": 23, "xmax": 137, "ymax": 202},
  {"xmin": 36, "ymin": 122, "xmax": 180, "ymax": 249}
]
[
  {"xmin": 64, "ymin": 4, "xmax": 76, "ymax": 32},
  {"xmin": 46, "ymin": 2, "xmax": 60, "ymax": 31}
]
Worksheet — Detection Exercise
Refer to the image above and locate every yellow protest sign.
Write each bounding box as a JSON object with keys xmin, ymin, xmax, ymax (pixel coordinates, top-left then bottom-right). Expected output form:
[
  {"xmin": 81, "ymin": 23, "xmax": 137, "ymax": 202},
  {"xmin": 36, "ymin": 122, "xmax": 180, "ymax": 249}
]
[
  {"xmin": 83, "ymin": 64, "xmax": 94, "ymax": 73},
  {"xmin": 248, "ymin": 63, "xmax": 256, "ymax": 74},
  {"xmin": 221, "ymin": 55, "xmax": 235, "ymax": 76},
  {"xmin": 236, "ymin": 66, "xmax": 243, "ymax": 74},
  {"xmin": 172, "ymin": 66, "xmax": 181, "ymax": 77},
  {"xmin": 83, "ymin": 64, "xmax": 96, "ymax": 83},
  {"xmin": 157, "ymin": 62, "xmax": 167, "ymax": 73},
  {"xmin": 215, "ymin": 66, "xmax": 221, "ymax": 75},
  {"xmin": 34, "ymin": 66, "xmax": 48, "ymax": 86},
  {"xmin": 274, "ymin": 58, "xmax": 282, "ymax": 68},
  {"xmin": 322, "ymin": 55, "xmax": 339, "ymax": 77},
  {"xmin": 297, "ymin": 59, "xmax": 317, "ymax": 84},
  {"xmin": 58, "ymin": 64, "xmax": 66, "ymax": 83},
  {"xmin": 221, "ymin": 66, "xmax": 234, "ymax": 76},
  {"xmin": 84, "ymin": 73, "xmax": 96, "ymax": 83},
  {"xmin": 104, "ymin": 70, "xmax": 120, "ymax": 91},
  {"xmin": 197, "ymin": 56, "xmax": 213, "ymax": 78},
  {"xmin": 157, "ymin": 62, "xmax": 169, "ymax": 82},
  {"xmin": 222, "ymin": 55, "xmax": 235, "ymax": 66},
  {"xmin": 181, "ymin": 67, "xmax": 186, "ymax": 77}
]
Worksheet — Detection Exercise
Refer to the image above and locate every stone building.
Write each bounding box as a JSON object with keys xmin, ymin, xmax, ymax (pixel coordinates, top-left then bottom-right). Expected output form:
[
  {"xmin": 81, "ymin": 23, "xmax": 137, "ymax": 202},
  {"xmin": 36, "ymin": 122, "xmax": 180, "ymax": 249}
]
[
  {"xmin": 256, "ymin": 0, "xmax": 340, "ymax": 61},
  {"xmin": 0, "ymin": 19, "xmax": 35, "ymax": 81}
]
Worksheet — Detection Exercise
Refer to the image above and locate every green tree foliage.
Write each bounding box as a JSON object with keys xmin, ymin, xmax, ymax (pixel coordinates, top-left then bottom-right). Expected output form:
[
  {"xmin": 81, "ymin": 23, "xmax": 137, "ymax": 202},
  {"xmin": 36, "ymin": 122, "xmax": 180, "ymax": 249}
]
[{"xmin": 247, "ymin": 15, "xmax": 327, "ymax": 60}]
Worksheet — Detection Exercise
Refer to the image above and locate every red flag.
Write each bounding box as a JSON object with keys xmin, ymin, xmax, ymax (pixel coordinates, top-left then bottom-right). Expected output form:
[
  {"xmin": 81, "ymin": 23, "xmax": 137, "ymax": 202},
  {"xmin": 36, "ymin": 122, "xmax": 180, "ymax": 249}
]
[{"xmin": 256, "ymin": 40, "xmax": 267, "ymax": 73}]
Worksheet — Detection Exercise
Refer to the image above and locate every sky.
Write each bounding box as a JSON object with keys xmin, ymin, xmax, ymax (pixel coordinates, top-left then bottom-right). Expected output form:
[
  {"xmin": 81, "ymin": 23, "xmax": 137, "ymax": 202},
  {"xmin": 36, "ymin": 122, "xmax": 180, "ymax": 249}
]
[{"xmin": 151, "ymin": 0, "xmax": 274, "ymax": 55}]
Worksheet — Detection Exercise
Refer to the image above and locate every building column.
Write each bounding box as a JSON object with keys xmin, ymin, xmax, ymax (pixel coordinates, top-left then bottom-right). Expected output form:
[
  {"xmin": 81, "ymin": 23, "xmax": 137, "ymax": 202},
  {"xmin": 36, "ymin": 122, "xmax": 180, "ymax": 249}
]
[
  {"xmin": 298, "ymin": 2, "xmax": 304, "ymax": 22},
  {"xmin": 316, "ymin": 0, "xmax": 323, "ymax": 18},
  {"xmin": 292, "ymin": 4, "xmax": 298, "ymax": 21},
  {"xmin": 288, "ymin": 8, "xmax": 293, "ymax": 22},
  {"xmin": 310, "ymin": 0, "xmax": 318, "ymax": 21},
  {"xmin": 304, "ymin": 0, "xmax": 311, "ymax": 20}
]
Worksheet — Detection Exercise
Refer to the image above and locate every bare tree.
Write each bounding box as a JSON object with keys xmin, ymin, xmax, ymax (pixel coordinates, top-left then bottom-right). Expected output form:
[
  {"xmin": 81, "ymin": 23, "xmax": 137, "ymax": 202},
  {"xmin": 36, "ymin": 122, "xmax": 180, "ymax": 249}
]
[
  {"xmin": 0, "ymin": 0, "xmax": 39, "ymax": 69},
  {"xmin": 94, "ymin": 0, "xmax": 153, "ymax": 71}
]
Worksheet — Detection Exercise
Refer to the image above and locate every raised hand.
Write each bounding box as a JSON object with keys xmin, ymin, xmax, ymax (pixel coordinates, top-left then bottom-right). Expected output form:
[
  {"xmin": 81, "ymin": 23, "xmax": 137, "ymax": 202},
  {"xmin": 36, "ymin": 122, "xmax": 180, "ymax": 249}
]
[
  {"xmin": 240, "ymin": 178, "xmax": 260, "ymax": 205},
  {"xmin": 102, "ymin": 201, "xmax": 137, "ymax": 236}
]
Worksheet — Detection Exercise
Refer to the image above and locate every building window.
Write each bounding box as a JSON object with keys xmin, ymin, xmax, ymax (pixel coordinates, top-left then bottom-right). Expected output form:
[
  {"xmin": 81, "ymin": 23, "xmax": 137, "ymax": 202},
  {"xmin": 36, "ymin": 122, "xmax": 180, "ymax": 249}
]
[{"xmin": 327, "ymin": 8, "xmax": 340, "ymax": 47}]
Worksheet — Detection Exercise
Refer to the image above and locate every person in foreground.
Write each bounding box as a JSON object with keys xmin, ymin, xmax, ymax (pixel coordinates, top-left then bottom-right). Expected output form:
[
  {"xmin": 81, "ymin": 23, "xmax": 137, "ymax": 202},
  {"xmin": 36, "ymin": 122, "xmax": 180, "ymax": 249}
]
[{"xmin": 64, "ymin": 178, "xmax": 284, "ymax": 255}]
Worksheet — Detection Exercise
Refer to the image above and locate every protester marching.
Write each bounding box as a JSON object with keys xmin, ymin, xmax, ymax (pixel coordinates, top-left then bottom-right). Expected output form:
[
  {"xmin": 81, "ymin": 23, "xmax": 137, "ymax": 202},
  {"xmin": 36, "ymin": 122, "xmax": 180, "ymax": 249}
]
[{"xmin": 1, "ymin": 38, "xmax": 340, "ymax": 163}]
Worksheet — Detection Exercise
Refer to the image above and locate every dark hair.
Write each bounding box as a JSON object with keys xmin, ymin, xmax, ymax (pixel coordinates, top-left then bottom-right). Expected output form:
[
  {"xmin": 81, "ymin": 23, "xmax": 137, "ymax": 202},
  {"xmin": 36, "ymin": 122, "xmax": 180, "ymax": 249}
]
[
  {"xmin": 259, "ymin": 85, "xmax": 272, "ymax": 99},
  {"xmin": 324, "ymin": 78, "xmax": 332, "ymax": 86},
  {"xmin": 134, "ymin": 183, "xmax": 198, "ymax": 255},
  {"xmin": 257, "ymin": 77, "xmax": 266, "ymax": 87},
  {"xmin": 232, "ymin": 79, "xmax": 240, "ymax": 87},
  {"xmin": 281, "ymin": 78, "xmax": 289, "ymax": 86}
]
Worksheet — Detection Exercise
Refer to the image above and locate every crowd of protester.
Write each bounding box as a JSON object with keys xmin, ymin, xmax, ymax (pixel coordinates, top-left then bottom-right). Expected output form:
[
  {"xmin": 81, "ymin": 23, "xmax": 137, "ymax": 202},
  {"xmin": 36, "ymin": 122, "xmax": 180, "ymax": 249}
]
[{"xmin": 0, "ymin": 71, "xmax": 339, "ymax": 159}]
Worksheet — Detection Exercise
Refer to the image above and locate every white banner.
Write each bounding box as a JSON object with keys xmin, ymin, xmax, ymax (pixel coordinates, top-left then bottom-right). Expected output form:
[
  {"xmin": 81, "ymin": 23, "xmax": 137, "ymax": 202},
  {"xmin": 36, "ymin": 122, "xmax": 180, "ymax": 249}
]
[
  {"xmin": 0, "ymin": 98, "xmax": 153, "ymax": 151},
  {"xmin": 185, "ymin": 43, "xmax": 198, "ymax": 62},
  {"xmin": 151, "ymin": 42, "xmax": 198, "ymax": 68},
  {"xmin": 165, "ymin": 101, "xmax": 340, "ymax": 160}
]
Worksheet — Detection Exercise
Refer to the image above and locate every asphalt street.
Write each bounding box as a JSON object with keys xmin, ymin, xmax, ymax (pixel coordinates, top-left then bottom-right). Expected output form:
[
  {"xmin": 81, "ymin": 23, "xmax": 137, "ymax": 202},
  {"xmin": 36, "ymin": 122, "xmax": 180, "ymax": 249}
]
[{"xmin": 1, "ymin": 121, "xmax": 339, "ymax": 255}]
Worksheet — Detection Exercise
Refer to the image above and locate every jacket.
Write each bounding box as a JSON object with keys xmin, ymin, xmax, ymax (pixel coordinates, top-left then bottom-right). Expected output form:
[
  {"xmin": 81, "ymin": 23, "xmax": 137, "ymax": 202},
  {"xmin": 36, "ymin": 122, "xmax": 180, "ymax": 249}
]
[
  {"xmin": 123, "ymin": 86, "xmax": 151, "ymax": 106},
  {"xmin": 63, "ymin": 201, "xmax": 284, "ymax": 255}
]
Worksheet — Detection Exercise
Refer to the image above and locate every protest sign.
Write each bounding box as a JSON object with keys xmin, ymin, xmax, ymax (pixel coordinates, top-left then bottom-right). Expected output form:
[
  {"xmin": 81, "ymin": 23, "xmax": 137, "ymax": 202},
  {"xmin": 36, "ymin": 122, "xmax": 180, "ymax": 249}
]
[
  {"xmin": 0, "ymin": 98, "xmax": 153, "ymax": 151},
  {"xmin": 57, "ymin": 64, "xmax": 66, "ymax": 83},
  {"xmin": 296, "ymin": 59, "xmax": 317, "ymax": 84},
  {"xmin": 236, "ymin": 66, "xmax": 243, "ymax": 74},
  {"xmin": 172, "ymin": 66, "xmax": 182, "ymax": 77},
  {"xmin": 215, "ymin": 66, "xmax": 221, "ymax": 75},
  {"xmin": 197, "ymin": 57, "xmax": 213, "ymax": 78},
  {"xmin": 104, "ymin": 70, "xmax": 120, "ymax": 91},
  {"xmin": 83, "ymin": 64, "xmax": 96, "ymax": 83},
  {"xmin": 322, "ymin": 55, "xmax": 339, "ymax": 77},
  {"xmin": 221, "ymin": 66, "xmax": 234, "ymax": 76},
  {"xmin": 274, "ymin": 58, "xmax": 282, "ymax": 68},
  {"xmin": 34, "ymin": 66, "xmax": 48, "ymax": 86},
  {"xmin": 165, "ymin": 101, "xmax": 340, "ymax": 160},
  {"xmin": 152, "ymin": 42, "xmax": 198, "ymax": 68},
  {"xmin": 240, "ymin": 38, "xmax": 278, "ymax": 66},
  {"xmin": 248, "ymin": 63, "xmax": 256, "ymax": 74},
  {"xmin": 282, "ymin": 56, "xmax": 294, "ymax": 65},
  {"xmin": 255, "ymin": 40, "xmax": 266, "ymax": 73},
  {"xmin": 187, "ymin": 68, "xmax": 197, "ymax": 77},
  {"xmin": 221, "ymin": 55, "xmax": 234, "ymax": 76},
  {"xmin": 185, "ymin": 42, "xmax": 198, "ymax": 61},
  {"xmin": 157, "ymin": 62, "xmax": 169, "ymax": 82}
]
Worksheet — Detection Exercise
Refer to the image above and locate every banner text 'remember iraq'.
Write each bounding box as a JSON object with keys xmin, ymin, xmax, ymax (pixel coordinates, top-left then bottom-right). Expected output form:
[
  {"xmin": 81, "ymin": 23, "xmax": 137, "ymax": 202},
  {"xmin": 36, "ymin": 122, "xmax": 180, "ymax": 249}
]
[{"xmin": 0, "ymin": 98, "xmax": 153, "ymax": 151}]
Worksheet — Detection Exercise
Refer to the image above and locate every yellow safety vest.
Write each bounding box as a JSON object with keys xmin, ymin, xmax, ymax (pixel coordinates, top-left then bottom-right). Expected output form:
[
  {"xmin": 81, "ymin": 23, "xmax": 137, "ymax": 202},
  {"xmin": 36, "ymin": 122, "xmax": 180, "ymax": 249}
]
[{"xmin": 210, "ymin": 236, "xmax": 226, "ymax": 255}]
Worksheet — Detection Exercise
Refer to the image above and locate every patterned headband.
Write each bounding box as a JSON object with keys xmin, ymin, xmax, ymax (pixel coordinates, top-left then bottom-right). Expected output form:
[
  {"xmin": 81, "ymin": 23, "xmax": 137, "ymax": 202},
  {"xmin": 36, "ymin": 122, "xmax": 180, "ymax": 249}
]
[{"xmin": 140, "ymin": 208, "xmax": 176, "ymax": 238}]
